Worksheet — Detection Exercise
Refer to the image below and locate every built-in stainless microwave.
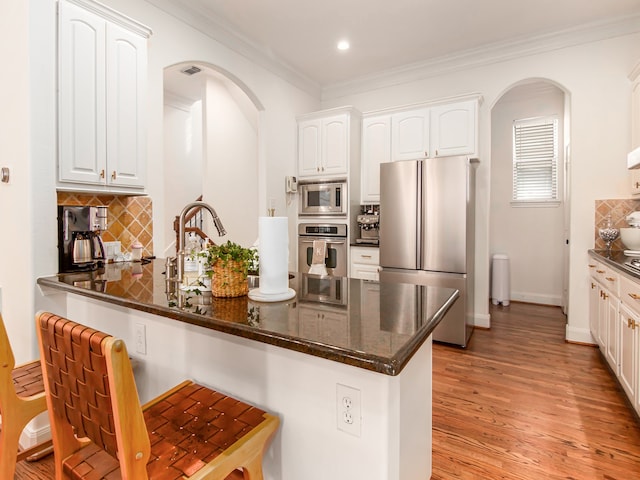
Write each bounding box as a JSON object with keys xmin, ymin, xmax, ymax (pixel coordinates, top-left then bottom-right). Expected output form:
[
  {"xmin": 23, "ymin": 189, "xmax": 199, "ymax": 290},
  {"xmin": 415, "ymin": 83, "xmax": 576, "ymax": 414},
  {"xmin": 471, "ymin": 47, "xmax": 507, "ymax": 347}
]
[{"xmin": 299, "ymin": 180, "xmax": 347, "ymax": 216}]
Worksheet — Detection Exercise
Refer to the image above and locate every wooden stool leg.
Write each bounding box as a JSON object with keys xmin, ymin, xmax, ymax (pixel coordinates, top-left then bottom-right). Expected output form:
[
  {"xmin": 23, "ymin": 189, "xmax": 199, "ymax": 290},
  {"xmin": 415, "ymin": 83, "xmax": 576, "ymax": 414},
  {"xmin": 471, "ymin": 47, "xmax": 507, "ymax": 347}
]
[
  {"xmin": 240, "ymin": 456, "xmax": 264, "ymax": 480},
  {"xmin": 0, "ymin": 416, "xmax": 23, "ymax": 480}
]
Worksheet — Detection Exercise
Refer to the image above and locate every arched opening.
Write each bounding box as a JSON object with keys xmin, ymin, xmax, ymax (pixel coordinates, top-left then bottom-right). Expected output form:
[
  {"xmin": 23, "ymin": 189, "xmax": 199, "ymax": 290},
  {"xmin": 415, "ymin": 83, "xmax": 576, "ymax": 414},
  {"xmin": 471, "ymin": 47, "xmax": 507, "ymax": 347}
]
[
  {"xmin": 162, "ymin": 62, "xmax": 263, "ymax": 256},
  {"xmin": 489, "ymin": 78, "xmax": 571, "ymax": 313}
]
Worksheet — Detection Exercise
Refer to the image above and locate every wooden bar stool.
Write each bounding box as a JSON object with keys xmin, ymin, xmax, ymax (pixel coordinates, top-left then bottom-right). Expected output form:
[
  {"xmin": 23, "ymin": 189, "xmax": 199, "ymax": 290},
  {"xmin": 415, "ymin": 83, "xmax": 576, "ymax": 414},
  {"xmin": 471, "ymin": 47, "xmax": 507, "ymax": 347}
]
[
  {"xmin": 0, "ymin": 314, "xmax": 53, "ymax": 479},
  {"xmin": 35, "ymin": 311, "xmax": 279, "ymax": 480}
]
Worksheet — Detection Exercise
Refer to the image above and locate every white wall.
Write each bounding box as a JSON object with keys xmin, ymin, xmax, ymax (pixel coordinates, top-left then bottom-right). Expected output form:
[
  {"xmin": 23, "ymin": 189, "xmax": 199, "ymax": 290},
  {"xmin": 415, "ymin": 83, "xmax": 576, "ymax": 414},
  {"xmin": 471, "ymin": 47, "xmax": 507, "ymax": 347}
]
[
  {"xmin": 203, "ymin": 76, "xmax": 259, "ymax": 247},
  {"xmin": 0, "ymin": 0, "xmax": 32, "ymax": 361},
  {"xmin": 163, "ymin": 99, "xmax": 203, "ymax": 256},
  {"xmin": 490, "ymin": 84, "xmax": 565, "ymax": 306},
  {"xmin": 322, "ymin": 33, "xmax": 640, "ymax": 341}
]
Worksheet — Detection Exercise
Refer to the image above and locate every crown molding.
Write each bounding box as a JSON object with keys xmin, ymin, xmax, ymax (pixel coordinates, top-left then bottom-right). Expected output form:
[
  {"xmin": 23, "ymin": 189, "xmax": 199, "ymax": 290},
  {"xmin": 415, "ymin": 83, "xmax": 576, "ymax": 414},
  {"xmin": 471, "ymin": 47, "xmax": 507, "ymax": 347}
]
[
  {"xmin": 164, "ymin": 91, "xmax": 197, "ymax": 112},
  {"xmin": 66, "ymin": 0, "xmax": 152, "ymax": 37},
  {"xmin": 321, "ymin": 12, "xmax": 640, "ymax": 102},
  {"xmin": 145, "ymin": 0, "xmax": 321, "ymax": 98}
]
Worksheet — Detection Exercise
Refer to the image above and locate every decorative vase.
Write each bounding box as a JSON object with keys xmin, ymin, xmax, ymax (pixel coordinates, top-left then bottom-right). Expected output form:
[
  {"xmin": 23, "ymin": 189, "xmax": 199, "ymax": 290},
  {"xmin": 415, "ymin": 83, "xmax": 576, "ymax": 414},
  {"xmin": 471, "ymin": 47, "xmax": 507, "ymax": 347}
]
[{"xmin": 598, "ymin": 214, "xmax": 619, "ymax": 251}]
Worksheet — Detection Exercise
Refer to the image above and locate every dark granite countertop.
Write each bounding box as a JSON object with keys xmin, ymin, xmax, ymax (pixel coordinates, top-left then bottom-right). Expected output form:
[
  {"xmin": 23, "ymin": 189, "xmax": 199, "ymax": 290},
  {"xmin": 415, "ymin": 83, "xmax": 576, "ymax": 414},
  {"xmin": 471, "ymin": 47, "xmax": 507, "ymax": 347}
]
[
  {"xmin": 37, "ymin": 259, "xmax": 458, "ymax": 376},
  {"xmin": 588, "ymin": 249, "xmax": 640, "ymax": 281},
  {"xmin": 350, "ymin": 242, "xmax": 379, "ymax": 248}
]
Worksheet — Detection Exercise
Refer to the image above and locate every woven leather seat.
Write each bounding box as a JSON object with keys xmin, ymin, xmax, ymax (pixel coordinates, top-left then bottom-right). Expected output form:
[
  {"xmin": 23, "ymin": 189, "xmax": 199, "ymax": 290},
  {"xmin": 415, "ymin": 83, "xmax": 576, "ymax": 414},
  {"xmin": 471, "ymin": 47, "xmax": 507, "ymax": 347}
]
[
  {"xmin": 0, "ymin": 314, "xmax": 52, "ymax": 479},
  {"xmin": 36, "ymin": 311, "xmax": 279, "ymax": 479}
]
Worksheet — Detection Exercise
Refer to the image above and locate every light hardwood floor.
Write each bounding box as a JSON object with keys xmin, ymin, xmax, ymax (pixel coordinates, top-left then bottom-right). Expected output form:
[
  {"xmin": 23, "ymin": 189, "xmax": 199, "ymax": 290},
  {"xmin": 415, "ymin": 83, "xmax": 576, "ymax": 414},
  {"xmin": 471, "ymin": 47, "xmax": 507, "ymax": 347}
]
[{"xmin": 15, "ymin": 303, "xmax": 640, "ymax": 479}]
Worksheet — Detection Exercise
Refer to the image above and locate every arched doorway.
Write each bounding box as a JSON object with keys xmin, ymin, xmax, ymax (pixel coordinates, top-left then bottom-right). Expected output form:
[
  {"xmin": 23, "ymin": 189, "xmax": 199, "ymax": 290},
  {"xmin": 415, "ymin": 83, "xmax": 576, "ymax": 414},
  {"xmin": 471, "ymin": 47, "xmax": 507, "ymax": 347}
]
[
  {"xmin": 162, "ymin": 62, "xmax": 264, "ymax": 255},
  {"xmin": 489, "ymin": 79, "xmax": 571, "ymax": 313}
]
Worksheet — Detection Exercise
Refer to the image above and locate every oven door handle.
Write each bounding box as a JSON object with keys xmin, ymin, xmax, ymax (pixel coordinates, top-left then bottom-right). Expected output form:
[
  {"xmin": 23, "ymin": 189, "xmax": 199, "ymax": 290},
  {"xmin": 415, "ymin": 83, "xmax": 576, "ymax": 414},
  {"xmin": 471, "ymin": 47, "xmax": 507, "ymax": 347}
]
[{"xmin": 299, "ymin": 239, "xmax": 346, "ymax": 245}]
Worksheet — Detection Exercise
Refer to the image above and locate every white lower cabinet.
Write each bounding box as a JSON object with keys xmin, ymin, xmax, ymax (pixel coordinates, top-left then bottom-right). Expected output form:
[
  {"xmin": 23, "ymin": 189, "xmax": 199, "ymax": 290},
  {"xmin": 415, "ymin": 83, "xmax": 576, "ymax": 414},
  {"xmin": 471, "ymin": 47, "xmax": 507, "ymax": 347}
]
[
  {"xmin": 589, "ymin": 256, "xmax": 640, "ymax": 417},
  {"xmin": 350, "ymin": 247, "xmax": 380, "ymax": 281},
  {"xmin": 618, "ymin": 303, "xmax": 637, "ymax": 405}
]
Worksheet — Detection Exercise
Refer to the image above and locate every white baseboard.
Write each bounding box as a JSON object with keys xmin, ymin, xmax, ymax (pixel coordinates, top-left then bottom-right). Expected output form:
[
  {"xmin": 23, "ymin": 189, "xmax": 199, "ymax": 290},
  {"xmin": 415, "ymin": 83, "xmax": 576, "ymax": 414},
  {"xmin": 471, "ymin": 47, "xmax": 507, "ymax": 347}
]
[
  {"xmin": 20, "ymin": 420, "xmax": 51, "ymax": 450},
  {"xmin": 509, "ymin": 291, "xmax": 562, "ymax": 306},
  {"xmin": 565, "ymin": 324, "xmax": 595, "ymax": 345},
  {"xmin": 474, "ymin": 312, "xmax": 491, "ymax": 328}
]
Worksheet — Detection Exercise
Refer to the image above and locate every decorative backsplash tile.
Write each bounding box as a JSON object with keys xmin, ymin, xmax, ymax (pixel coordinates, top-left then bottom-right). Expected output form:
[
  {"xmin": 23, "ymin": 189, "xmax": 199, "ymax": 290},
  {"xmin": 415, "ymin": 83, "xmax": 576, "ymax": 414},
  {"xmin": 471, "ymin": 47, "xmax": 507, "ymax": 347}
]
[
  {"xmin": 594, "ymin": 199, "xmax": 640, "ymax": 250},
  {"xmin": 57, "ymin": 192, "xmax": 153, "ymax": 257}
]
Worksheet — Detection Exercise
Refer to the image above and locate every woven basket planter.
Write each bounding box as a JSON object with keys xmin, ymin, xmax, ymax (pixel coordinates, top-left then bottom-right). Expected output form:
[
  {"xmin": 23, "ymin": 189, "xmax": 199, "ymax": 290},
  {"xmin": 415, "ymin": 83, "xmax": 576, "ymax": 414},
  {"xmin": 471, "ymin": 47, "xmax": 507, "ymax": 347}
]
[
  {"xmin": 212, "ymin": 296, "xmax": 248, "ymax": 322},
  {"xmin": 210, "ymin": 259, "xmax": 249, "ymax": 298}
]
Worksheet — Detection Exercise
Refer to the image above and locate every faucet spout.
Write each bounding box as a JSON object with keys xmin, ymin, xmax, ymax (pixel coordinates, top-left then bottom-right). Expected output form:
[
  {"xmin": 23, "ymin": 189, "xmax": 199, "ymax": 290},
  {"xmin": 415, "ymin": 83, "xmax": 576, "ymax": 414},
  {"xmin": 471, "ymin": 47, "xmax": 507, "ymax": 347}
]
[{"xmin": 177, "ymin": 201, "xmax": 226, "ymax": 283}]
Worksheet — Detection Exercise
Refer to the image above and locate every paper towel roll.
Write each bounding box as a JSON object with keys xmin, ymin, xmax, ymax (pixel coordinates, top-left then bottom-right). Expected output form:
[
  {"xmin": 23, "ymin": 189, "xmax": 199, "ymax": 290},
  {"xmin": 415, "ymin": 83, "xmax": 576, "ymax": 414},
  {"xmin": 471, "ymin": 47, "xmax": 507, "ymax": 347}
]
[{"xmin": 258, "ymin": 216, "xmax": 289, "ymax": 295}]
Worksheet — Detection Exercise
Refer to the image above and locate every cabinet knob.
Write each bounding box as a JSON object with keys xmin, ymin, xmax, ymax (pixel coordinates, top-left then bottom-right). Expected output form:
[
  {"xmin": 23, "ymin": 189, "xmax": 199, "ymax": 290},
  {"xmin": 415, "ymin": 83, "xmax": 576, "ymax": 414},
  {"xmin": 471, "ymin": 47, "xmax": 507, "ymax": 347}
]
[
  {"xmin": 628, "ymin": 318, "xmax": 637, "ymax": 330},
  {"xmin": 435, "ymin": 149, "xmax": 439, "ymax": 156},
  {"xmin": 316, "ymin": 167, "xmax": 320, "ymax": 172},
  {"xmin": 591, "ymin": 282, "xmax": 596, "ymax": 289},
  {"xmin": 596, "ymin": 269, "xmax": 605, "ymax": 274},
  {"xmin": 100, "ymin": 169, "xmax": 105, "ymax": 179},
  {"xmin": 424, "ymin": 151, "xmax": 428, "ymax": 157},
  {"xmin": 605, "ymin": 277, "xmax": 615, "ymax": 282},
  {"xmin": 628, "ymin": 293, "xmax": 640, "ymax": 300},
  {"xmin": 635, "ymin": 182, "xmax": 640, "ymax": 189},
  {"xmin": 602, "ymin": 292, "xmax": 609, "ymax": 300},
  {"xmin": 111, "ymin": 171, "xmax": 116, "ymax": 180},
  {"xmin": 588, "ymin": 264, "xmax": 596, "ymax": 268}
]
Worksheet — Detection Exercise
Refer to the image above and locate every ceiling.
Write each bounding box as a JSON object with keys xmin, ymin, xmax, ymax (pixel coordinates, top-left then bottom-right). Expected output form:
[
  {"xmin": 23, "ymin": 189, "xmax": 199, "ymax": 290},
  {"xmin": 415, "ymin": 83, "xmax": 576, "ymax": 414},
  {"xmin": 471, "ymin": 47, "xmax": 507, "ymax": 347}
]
[{"xmin": 156, "ymin": 0, "xmax": 640, "ymax": 90}]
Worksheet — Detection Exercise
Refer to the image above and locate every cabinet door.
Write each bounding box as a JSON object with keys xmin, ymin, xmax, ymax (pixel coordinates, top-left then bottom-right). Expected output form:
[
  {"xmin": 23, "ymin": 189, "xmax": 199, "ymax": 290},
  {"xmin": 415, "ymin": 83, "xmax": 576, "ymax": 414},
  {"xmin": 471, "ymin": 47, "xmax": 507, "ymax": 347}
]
[
  {"xmin": 430, "ymin": 100, "xmax": 477, "ymax": 157},
  {"xmin": 298, "ymin": 119, "xmax": 322, "ymax": 176},
  {"xmin": 619, "ymin": 304, "xmax": 637, "ymax": 404},
  {"xmin": 598, "ymin": 286, "xmax": 609, "ymax": 351},
  {"xmin": 322, "ymin": 114, "xmax": 349, "ymax": 175},
  {"xmin": 58, "ymin": 0, "xmax": 107, "ymax": 185},
  {"xmin": 361, "ymin": 115, "xmax": 391, "ymax": 203},
  {"xmin": 589, "ymin": 278, "xmax": 599, "ymax": 341},
  {"xmin": 106, "ymin": 23, "xmax": 147, "ymax": 187},
  {"xmin": 391, "ymin": 109, "xmax": 430, "ymax": 161},
  {"xmin": 631, "ymin": 170, "xmax": 640, "ymax": 196},
  {"xmin": 606, "ymin": 295, "xmax": 620, "ymax": 374}
]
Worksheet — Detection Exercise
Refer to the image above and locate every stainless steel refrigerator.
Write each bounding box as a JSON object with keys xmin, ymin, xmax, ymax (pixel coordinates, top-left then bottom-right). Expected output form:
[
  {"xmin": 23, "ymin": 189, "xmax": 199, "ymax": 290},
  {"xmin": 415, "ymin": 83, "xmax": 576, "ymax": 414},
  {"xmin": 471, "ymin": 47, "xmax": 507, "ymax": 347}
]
[{"xmin": 379, "ymin": 156, "xmax": 479, "ymax": 347}]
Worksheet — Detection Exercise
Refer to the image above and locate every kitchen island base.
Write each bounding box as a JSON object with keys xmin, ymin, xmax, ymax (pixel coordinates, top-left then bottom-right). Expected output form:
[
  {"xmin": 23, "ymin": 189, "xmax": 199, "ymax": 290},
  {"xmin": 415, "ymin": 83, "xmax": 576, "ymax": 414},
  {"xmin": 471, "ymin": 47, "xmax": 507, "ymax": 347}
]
[{"xmin": 54, "ymin": 293, "xmax": 433, "ymax": 480}]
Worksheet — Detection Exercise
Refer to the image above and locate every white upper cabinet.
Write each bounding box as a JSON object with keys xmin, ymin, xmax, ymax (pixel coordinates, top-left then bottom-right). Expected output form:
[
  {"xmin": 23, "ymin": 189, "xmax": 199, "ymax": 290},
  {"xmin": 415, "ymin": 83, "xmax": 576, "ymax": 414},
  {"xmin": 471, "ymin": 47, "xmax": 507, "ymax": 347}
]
[
  {"xmin": 58, "ymin": 0, "xmax": 151, "ymax": 191},
  {"xmin": 391, "ymin": 108, "xmax": 430, "ymax": 161},
  {"xmin": 297, "ymin": 108, "xmax": 359, "ymax": 178},
  {"xmin": 361, "ymin": 115, "xmax": 391, "ymax": 203},
  {"xmin": 430, "ymin": 100, "xmax": 477, "ymax": 157},
  {"xmin": 359, "ymin": 97, "xmax": 479, "ymax": 203}
]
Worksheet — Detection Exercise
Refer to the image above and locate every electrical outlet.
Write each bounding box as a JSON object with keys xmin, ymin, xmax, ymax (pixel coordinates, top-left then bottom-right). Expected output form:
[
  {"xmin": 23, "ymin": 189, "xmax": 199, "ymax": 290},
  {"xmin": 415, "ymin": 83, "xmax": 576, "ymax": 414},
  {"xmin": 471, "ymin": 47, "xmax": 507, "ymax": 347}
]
[
  {"xmin": 134, "ymin": 323, "xmax": 146, "ymax": 355},
  {"xmin": 336, "ymin": 383, "xmax": 361, "ymax": 436}
]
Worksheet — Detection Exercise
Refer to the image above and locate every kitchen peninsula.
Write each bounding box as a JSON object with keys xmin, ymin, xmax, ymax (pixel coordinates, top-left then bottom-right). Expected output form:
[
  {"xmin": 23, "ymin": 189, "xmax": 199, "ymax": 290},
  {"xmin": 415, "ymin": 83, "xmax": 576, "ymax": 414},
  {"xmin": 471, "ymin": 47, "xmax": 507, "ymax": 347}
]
[{"xmin": 37, "ymin": 259, "xmax": 458, "ymax": 480}]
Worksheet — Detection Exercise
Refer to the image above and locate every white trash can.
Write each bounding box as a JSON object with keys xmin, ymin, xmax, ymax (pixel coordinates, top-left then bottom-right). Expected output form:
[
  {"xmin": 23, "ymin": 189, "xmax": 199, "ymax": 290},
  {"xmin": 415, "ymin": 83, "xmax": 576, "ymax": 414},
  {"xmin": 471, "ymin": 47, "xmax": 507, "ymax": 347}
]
[{"xmin": 491, "ymin": 254, "xmax": 510, "ymax": 306}]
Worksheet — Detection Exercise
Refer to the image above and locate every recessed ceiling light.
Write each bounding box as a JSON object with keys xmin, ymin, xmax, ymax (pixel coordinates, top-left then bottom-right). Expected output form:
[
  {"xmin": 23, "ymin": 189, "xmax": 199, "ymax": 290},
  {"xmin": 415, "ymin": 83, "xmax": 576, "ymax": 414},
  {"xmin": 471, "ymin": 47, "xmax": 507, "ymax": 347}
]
[{"xmin": 337, "ymin": 40, "xmax": 350, "ymax": 51}]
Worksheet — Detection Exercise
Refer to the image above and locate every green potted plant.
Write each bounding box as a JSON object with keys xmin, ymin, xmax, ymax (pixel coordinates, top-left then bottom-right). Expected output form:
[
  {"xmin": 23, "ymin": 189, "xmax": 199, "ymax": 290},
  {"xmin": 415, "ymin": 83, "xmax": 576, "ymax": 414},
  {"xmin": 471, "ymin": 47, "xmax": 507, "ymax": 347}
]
[{"xmin": 200, "ymin": 241, "xmax": 258, "ymax": 297}]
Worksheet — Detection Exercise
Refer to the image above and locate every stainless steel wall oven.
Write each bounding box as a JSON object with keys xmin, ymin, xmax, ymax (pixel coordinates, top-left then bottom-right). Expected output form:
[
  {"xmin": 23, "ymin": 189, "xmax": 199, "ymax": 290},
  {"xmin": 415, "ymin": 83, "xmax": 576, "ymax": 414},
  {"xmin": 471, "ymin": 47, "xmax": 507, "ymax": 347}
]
[{"xmin": 297, "ymin": 223, "xmax": 347, "ymax": 277}]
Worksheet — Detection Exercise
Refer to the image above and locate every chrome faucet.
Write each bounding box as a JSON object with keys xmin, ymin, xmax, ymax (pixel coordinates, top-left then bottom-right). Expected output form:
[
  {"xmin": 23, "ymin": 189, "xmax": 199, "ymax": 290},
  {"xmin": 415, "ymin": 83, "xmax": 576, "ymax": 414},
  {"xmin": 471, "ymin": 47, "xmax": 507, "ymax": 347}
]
[{"xmin": 176, "ymin": 201, "xmax": 226, "ymax": 283}]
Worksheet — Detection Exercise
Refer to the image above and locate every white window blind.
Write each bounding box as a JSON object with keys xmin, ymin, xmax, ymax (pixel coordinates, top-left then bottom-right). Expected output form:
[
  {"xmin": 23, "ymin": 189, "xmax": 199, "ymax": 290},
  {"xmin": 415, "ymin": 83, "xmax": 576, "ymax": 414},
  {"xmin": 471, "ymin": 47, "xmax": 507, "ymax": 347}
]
[{"xmin": 512, "ymin": 117, "xmax": 558, "ymax": 203}]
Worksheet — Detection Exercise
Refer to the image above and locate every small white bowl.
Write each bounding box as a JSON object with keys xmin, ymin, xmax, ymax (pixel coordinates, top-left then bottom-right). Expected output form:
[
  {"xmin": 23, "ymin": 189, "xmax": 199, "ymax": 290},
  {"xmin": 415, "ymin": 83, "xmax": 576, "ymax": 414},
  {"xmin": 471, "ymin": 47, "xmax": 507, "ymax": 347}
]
[{"xmin": 620, "ymin": 228, "xmax": 640, "ymax": 251}]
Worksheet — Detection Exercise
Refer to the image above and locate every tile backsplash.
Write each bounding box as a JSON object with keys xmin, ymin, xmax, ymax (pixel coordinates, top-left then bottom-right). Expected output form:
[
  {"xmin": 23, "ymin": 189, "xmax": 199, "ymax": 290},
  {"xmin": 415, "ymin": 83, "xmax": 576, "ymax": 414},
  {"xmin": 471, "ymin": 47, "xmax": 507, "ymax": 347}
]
[
  {"xmin": 595, "ymin": 199, "xmax": 640, "ymax": 250},
  {"xmin": 57, "ymin": 192, "xmax": 153, "ymax": 257}
]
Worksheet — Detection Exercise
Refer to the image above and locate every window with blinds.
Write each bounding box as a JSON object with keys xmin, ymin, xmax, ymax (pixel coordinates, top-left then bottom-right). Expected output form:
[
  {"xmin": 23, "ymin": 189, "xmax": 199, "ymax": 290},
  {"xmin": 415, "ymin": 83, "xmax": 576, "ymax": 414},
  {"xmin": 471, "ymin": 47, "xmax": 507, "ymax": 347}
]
[{"xmin": 512, "ymin": 116, "xmax": 558, "ymax": 204}]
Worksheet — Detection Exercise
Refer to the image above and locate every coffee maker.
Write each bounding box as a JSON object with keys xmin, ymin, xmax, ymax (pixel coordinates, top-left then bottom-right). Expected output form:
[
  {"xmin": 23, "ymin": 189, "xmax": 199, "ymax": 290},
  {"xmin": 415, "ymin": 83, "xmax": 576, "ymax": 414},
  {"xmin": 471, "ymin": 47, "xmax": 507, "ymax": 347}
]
[
  {"xmin": 356, "ymin": 213, "xmax": 380, "ymax": 244},
  {"xmin": 58, "ymin": 206, "xmax": 108, "ymax": 273}
]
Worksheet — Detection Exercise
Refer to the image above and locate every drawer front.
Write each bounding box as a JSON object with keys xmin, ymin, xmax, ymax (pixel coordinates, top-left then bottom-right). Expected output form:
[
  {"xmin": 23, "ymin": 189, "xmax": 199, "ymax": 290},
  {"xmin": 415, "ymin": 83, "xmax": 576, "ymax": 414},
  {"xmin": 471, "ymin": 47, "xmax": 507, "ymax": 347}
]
[
  {"xmin": 589, "ymin": 260, "xmax": 619, "ymax": 296},
  {"xmin": 588, "ymin": 260, "xmax": 605, "ymax": 283},
  {"xmin": 620, "ymin": 275, "xmax": 640, "ymax": 313},
  {"xmin": 351, "ymin": 247, "xmax": 380, "ymax": 265}
]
